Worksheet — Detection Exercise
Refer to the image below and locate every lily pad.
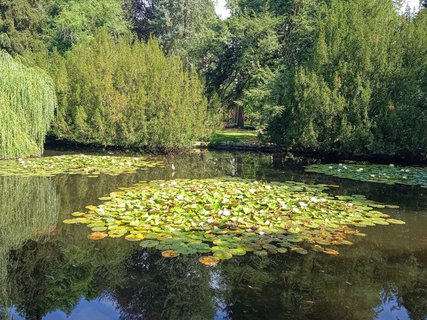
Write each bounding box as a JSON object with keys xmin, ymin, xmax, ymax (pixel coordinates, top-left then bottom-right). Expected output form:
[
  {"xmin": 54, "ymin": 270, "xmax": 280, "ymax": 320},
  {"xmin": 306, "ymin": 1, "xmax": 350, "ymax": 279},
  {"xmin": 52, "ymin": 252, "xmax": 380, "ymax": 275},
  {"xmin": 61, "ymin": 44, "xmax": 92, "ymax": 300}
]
[
  {"xmin": 64, "ymin": 178, "xmax": 405, "ymax": 264},
  {"xmin": 198, "ymin": 256, "xmax": 220, "ymax": 266},
  {"xmin": 306, "ymin": 163, "xmax": 427, "ymax": 188},
  {"xmin": 87, "ymin": 232, "xmax": 108, "ymax": 241},
  {"xmin": 162, "ymin": 250, "xmax": 180, "ymax": 258},
  {"xmin": 0, "ymin": 154, "xmax": 164, "ymax": 177}
]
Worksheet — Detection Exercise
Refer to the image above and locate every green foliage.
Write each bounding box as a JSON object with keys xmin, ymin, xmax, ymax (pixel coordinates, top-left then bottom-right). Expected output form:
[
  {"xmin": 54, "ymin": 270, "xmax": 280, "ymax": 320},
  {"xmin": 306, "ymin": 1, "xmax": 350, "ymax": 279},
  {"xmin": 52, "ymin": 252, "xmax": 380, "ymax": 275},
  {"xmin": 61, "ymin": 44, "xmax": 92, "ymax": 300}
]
[
  {"xmin": 49, "ymin": 0, "xmax": 130, "ymax": 52},
  {"xmin": 40, "ymin": 32, "xmax": 217, "ymax": 151},
  {"xmin": 204, "ymin": 9, "xmax": 281, "ymax": 127},
  {"xmin": 265, "ymin": 0, "xmax": 427, "ymax": 154},
  {"xmin": 210, "ymin": 0, "xmax": 427, "ymax": 155},
  {"xmin": 0, "ymin": 51, "xmax": 57, "ymax": 159},
  {"xmin": 0, "ymin": 0, "xmax": 53, "ymax": 55},
  {"xmin": 0, "ymin": 0, "xmax": 130, "ymax": 55},
  {"xmin": 125, "ymin": 0, "xmax": 217, "ymax": 58}
]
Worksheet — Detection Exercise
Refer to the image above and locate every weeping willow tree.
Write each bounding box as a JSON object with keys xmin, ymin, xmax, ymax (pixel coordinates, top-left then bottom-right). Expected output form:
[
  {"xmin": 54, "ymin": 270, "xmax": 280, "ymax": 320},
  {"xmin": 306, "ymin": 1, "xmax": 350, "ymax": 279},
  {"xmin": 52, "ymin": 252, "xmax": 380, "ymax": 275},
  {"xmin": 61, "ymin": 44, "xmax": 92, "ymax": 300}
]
[
  {"xmin": 0, "ymin": 52, "xmax": 57, "ymax": 159},
  {"xmin": 0, "ymin": 176, "xmax": 59, "ymax": 318}
]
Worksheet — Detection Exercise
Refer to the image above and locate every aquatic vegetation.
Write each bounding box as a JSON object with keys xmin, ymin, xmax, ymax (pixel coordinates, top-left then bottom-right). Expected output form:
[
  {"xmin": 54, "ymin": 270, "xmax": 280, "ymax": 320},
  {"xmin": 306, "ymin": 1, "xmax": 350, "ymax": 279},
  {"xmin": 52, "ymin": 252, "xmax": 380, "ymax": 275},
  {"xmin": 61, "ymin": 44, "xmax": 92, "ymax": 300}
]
[
  {"xmin": 0, "ymin": 154, "xmax": 164, "ymax": 177},
  {"xmin": 63, "ymin": 179, "xmax": 404, "ymax": 264},
  {"xmin": 306, "ymin": 163, "xmax": 427, "ymax": 188}
]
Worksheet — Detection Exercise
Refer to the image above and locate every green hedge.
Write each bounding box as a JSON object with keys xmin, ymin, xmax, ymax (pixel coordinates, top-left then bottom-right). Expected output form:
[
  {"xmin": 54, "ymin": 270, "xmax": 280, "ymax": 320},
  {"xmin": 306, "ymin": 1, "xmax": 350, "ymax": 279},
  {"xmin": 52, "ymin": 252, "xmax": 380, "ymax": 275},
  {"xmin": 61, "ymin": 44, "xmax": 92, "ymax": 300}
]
[{"xmin": 44, "ymin": 31, "xmax": 217, "ymax": 151}]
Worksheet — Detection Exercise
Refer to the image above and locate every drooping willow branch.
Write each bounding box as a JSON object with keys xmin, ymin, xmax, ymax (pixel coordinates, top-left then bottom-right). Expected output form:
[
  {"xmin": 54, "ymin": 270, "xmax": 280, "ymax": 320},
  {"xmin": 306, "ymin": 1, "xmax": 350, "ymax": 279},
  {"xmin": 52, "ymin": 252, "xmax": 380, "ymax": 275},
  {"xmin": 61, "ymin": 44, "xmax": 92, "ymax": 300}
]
[{"xmin": 0, "ymin": 51, "xmax": 57, "ymax": 159}]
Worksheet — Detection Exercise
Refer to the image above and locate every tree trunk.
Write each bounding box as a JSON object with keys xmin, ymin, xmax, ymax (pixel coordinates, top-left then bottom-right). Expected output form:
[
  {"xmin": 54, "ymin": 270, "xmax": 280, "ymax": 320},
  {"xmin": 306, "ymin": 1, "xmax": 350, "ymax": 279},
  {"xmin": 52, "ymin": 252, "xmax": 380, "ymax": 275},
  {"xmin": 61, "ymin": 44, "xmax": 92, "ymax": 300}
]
[{"xmin": 236, "ymin": 105, "xmax": 244, "ymax": 128}]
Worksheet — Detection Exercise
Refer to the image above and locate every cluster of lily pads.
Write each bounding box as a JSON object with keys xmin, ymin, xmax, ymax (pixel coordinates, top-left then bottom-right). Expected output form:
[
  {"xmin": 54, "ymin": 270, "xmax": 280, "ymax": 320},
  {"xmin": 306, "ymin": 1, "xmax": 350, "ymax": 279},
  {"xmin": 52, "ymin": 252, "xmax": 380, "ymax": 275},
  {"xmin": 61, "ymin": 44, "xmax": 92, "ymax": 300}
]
[
  {"xmin": 306, "ymin": 163, "xmax": 427, "ymax": 188},
  {"xmin": 0, "ymin": 155, "xmax": 164, "ymax": 177},
  {"xmin": 63, "ymin": 178, "xmax": 404, "ymax": 266}
]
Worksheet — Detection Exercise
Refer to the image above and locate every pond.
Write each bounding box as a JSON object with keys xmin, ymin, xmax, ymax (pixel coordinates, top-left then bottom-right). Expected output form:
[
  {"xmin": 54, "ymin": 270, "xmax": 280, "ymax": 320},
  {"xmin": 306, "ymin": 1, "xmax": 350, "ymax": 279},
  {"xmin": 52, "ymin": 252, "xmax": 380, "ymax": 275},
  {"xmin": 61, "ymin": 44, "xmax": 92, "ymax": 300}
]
[{"xmin": 0, "ymin": 150, "xmax": 426, "ymax": 320}]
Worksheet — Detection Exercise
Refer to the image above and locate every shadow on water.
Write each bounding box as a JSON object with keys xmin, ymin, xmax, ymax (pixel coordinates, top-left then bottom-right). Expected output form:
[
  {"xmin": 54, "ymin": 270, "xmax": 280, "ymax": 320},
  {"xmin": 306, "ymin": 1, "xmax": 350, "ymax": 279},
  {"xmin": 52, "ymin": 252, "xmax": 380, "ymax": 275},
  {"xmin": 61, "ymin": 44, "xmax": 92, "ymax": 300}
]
[{"xmin": 0, "ymin": 151, "xmax": 426, "ymax": 320}]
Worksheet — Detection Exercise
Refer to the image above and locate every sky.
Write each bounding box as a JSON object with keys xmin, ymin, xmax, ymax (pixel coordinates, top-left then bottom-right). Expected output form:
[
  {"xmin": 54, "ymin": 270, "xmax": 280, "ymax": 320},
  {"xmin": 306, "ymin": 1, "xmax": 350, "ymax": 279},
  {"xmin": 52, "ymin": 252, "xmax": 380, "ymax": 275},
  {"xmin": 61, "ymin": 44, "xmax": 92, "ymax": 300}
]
[
  {"xmin": 215, "ymin": 0, "xmax": 230, "ymax": 19},
  {"xmin": 404, "ymin": 0, "xmax": 421, "ymax": 11},
  {"xmin": 214, "ymin": 0, "xmax": 422, "ymax": 19}
]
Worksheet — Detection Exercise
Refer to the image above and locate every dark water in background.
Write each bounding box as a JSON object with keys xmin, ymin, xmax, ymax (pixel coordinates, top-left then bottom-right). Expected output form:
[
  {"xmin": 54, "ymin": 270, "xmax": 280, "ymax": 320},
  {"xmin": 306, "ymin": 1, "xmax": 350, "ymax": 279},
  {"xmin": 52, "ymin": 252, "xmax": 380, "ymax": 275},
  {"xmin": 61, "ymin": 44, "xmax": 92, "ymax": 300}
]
[{"xmin": 0, "ymin": 150, "xmax": 426, "ymax": 320}]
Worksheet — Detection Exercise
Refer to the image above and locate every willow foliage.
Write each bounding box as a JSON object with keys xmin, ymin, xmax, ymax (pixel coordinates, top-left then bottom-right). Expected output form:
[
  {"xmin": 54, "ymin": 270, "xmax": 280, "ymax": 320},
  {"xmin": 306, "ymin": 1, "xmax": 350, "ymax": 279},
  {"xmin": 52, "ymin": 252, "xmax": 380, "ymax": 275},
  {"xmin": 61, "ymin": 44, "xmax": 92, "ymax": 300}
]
[
  {"xmin": 46, "ymin": 32, "xmax": 217, "ymax": 151},
  {"xmin": 0, "ymin": 52, "xmax": 57, "ymax": 159}
]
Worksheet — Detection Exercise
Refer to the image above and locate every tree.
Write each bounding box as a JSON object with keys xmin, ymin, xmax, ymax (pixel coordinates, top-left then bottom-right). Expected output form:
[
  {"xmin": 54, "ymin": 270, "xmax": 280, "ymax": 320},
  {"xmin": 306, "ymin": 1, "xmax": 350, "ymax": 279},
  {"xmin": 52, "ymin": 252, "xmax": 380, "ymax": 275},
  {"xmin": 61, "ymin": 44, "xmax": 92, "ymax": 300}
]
[
  {"xmin": 0, "ymin": 51, "xmax": 57, "ymax": 159},
  {"xmin": 49, "ymin": 0, "xmax": 130, "ymax": 52},
  {"xmin": 204, "ymin": 9, "xmax": 281, "ymax": 127},
  {"xmin": 266, "ymin": 0, "xmax": 427, "ymax": 154},
  {"xmin": 0, "ymin": 0, "xmax": 131, "ymax": 55},
  {"xmin": 40, "ymin": 31, "xmax": 217, "ymax": 151},
  {"xmin": 0, "ymin": 0, "xmax": 53, "ymax": 55},
  {"xmin": 125, "ymin": 0, "xmax": 218, "ymax": 58}
]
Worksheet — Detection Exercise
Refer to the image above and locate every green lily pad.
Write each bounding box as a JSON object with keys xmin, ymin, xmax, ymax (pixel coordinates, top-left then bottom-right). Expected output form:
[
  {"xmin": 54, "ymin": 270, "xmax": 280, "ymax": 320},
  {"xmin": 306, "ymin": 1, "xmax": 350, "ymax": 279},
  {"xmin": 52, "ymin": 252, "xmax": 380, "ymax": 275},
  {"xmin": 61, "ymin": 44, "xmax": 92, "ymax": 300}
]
[
  {"xmin": 0, "ymin": 154, "xmax": 164, "ymax": 177},
  {"xmin": 139, "ymin": 240, "xmax": 160, "ymax": 248},
  {"xmin": 306, "ymin": 163, "xmax": 427, "ymax": 188},
  {"xmin": 63, "ymin": 178, "xmax": 406, "ymax": 264}
]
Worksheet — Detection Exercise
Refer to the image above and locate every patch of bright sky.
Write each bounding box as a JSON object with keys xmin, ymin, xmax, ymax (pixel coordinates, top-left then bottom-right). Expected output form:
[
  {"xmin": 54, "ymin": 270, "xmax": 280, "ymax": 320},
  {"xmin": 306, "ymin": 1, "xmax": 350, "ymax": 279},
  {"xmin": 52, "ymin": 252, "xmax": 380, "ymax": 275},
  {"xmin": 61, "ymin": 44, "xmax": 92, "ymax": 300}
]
[
  {"xmin": 403, "ymin": 0, "xmax": 421, "ymax": 11},
  {"xmin": 215, "ymin": 0, "xmax": 231, "ymax": 19}
]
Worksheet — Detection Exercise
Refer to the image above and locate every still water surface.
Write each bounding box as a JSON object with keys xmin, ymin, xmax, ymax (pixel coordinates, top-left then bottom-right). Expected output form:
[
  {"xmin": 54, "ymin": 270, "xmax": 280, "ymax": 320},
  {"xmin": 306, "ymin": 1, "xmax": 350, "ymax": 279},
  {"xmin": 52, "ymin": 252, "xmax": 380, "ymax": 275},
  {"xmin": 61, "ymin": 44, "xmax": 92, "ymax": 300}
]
[{"xmin": 0, "ymin": 151, "xmax": 426, "ymax": 320}]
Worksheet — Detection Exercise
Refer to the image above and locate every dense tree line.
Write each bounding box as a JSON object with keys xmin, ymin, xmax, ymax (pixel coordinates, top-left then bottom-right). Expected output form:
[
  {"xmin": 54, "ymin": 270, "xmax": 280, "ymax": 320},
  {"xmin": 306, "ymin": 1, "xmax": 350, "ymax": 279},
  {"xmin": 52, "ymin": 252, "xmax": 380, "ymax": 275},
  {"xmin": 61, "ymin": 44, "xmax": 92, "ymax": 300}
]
[
  {"xmin": 0, "ymin": 0, "xmax": 426, "ymax": 158},
  {"xmin": 205, "ymin": 0, "xmax": 427, "ymax": 154},
  {"xmin": 0, "ymin": 0, "xmax": 218, "ymax": 157}
]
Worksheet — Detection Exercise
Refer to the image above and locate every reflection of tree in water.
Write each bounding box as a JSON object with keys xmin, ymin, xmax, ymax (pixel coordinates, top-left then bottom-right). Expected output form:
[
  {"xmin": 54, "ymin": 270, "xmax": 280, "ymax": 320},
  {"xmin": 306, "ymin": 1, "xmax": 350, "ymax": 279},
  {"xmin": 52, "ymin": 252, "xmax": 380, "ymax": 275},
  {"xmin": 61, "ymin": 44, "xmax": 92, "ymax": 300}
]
[
  {"xmin": 0, "ymin": 176, "xmax": 59, "ymax": 317},
  {"xmin": 112, "ymin": 250, "xmax": 215, "ymax": 320},
  {"xmin": 3, "ymin": 228, "xmax": 427, "ymax": 320},
  {"xmin": 1, "ymin": 151, "xmax": 427, "ymax": 319},
  {"xmin": 6, "ymin": 225, "xmax": 132, "ymax": 320},
  {"xmin": 218, "ymin": 242, "xmax": 427, "ymax": 320}
]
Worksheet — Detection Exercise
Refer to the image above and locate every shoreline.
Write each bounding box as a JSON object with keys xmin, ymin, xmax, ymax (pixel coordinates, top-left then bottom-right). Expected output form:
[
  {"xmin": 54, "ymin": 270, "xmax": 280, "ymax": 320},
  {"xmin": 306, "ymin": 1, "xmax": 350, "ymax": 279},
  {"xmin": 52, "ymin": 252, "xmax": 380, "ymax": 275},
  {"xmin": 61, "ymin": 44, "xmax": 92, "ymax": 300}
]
[
  {"xmin": 39, "ymin": 139, "xmax": 427, "ymax": 166},
  {"xmin": 205, "ymin": 142, "xmax": 427, "ymax": 166}
]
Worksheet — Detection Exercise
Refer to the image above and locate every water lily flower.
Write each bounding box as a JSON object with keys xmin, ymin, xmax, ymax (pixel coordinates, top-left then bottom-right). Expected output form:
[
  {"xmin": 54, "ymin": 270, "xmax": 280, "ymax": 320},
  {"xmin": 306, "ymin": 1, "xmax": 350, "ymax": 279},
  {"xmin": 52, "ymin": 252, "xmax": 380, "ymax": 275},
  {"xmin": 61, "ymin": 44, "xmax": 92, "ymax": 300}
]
[{"xmin": 299, "ymin": 202, "xmax": 308, "ymax": 208}]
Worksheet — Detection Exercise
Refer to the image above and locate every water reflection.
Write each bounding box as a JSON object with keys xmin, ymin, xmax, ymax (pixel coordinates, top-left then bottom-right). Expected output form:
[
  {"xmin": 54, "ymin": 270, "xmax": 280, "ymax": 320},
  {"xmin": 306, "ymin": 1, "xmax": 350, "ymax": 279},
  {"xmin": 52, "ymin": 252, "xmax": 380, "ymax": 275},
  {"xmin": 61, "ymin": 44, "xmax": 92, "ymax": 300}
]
[
  {"xmin": 0, "ymin": 176, "xmax": 59, "ymax": 318},
  {"xmin": 0, "ymin": 151, "xmax": 426, "ymax": 320}
]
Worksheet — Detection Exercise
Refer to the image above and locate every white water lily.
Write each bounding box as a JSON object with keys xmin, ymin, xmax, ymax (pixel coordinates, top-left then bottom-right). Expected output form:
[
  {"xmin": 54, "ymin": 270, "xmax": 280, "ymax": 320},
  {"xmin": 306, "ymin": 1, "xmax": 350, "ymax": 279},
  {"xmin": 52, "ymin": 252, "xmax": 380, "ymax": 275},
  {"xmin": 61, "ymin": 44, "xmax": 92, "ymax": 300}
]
[{"xmin": 299, "ymin": 202, "xmax": 308, "ymax": 208}]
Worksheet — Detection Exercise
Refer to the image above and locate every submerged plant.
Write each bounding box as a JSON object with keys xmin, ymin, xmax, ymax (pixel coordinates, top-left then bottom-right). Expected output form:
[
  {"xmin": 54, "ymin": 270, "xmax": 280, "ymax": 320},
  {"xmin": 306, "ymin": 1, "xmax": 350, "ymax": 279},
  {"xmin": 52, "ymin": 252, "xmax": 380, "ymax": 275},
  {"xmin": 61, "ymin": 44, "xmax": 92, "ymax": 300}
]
[
  {"xmin": 306, "ymin": 163, "xmax": 427, "ymax": 188},
  {"xmin": 0, "ymin": 52, "xmax": 57, "ymax": 159},
  {"xmin": 0, "ymin": 154, "xmax": 164, "ymax": 177},
  {"xmin": 63, "ymin": 179, "xmax": 405, "ymax": 264}
]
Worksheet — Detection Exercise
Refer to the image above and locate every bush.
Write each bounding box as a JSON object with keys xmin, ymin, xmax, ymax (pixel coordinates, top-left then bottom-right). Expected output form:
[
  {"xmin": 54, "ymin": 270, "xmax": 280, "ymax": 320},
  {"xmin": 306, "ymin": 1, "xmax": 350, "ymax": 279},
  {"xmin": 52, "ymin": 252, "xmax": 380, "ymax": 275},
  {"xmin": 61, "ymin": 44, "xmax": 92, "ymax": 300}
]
[
  {"xmin": 265, "ymin": 0, "xmax": 427, "ymax": 154},
  {"xmin": 44, "ymin": 31, "xmax": 218, "ymax": 151}
]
